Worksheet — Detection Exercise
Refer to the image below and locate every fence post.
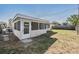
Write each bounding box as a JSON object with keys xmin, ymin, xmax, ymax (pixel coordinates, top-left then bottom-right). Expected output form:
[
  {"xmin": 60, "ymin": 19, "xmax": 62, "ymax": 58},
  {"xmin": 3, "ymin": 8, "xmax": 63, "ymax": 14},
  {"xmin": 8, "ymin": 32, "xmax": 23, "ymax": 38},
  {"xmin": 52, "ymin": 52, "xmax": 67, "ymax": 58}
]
[
  {"xmin": 77, "ymin": 4, "xmax": 79, "ymax": 35},
  {"xmin": 76, "ymin": 25, "xmax": 79, "ymax": 35}
]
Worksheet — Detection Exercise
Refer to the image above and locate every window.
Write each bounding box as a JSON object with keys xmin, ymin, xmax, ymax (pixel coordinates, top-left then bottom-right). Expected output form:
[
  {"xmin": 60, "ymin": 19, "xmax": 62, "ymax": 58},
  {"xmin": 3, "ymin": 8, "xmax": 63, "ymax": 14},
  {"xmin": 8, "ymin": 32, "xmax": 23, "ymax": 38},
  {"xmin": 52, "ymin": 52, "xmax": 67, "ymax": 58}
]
[
  {"xmin": 14, "ymin": 21, "xmax": 20, "ymax": 31},
  {"xmin": 24, "ymin": 22, "xmax": 29, "ymax": 34},
  {"xmin": 39, "ymin": 23, "xmax": 45, "ymax": 29},
  {"xmin": 45, "ymin": 24, "xmax": 47, "ymax": 29},
  {"xmin": 31, "ymin": 22, "xmax": 38, "ymax": 30},
  {"xmin": 46, "ymin": 24, "xmax": 50, "ymax": 28},
  {"xmin": 14, "ymin": 23, "xmax": 16, "ymax": 29}
]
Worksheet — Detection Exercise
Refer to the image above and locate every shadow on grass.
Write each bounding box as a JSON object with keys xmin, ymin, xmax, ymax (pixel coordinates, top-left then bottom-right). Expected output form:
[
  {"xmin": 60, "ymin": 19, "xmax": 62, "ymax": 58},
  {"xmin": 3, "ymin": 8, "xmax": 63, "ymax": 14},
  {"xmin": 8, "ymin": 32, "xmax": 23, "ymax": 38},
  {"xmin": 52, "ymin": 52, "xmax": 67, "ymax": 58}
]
[
  {"xmin": 0, "ymin": 31, "xmax": 58, "ymax": 54},
  {"xmin": 8, "ymin": 32, "xmax": 20, "ymax": 42},
  {"xmin": 0, "ymin": 34, "xmax": 3, "ymax": 41},
  {"xmin": 24, "ymin": 31, "xmax": 58, "ymax": 54}
]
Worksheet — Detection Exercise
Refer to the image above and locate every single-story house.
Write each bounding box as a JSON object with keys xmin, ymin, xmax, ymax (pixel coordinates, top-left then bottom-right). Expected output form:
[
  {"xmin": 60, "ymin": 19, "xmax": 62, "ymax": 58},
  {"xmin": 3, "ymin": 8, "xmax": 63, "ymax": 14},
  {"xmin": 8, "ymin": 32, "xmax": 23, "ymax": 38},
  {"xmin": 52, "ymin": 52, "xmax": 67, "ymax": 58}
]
[{"xmin": 11, "ymin": 14, "xmax": 50, "ymax": 40}]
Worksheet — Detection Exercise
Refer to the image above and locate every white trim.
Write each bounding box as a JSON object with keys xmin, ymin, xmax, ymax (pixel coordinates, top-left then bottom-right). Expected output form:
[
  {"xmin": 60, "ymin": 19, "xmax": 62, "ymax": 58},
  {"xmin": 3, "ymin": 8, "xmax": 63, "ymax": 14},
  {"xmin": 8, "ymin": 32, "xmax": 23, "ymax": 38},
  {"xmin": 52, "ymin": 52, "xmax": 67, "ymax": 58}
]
[{"xmin": 12, "ymin": 13, "xmax": 50, "ymax": 23}]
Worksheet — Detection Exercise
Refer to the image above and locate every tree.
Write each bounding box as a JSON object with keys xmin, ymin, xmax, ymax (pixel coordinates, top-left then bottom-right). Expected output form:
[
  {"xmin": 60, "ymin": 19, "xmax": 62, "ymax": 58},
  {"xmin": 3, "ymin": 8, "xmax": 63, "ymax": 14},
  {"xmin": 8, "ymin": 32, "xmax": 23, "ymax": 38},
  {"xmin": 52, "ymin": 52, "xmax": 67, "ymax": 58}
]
[
  {"xmin": 52, "ymin": 21, "xmax": 61, "ymax": 26},
  {"xmin": 67, "ymin": 14, "xmax": 79, "ymax": 26},
  {"xmin": 62, "ymin": 22, "xmax": 68, "ymax": 26}
]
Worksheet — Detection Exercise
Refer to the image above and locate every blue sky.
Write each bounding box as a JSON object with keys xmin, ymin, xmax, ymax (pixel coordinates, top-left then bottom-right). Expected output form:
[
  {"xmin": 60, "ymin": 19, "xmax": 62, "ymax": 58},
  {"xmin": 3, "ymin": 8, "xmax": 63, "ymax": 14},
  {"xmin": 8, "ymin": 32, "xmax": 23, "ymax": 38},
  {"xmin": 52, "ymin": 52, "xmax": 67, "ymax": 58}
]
[{"xmin": 0, "ymin": 4, "xmax": 78, "ymax": 23}]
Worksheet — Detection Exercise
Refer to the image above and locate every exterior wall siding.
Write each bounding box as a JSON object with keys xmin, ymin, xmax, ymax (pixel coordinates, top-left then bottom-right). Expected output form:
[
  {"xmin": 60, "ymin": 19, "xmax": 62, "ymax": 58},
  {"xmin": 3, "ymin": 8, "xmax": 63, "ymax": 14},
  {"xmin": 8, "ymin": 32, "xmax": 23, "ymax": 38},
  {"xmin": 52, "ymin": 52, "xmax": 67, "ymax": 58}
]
[
  {"xmin": 30, "ymin": 29, "xmax": 47, "ymax": 38},
  {"xmin": 12, "ymin": 19, "xmax": 22, "ymax": 40},
  {"xmin": 12, "ymin": 15, "xmax": 50, "ymax": 40}
]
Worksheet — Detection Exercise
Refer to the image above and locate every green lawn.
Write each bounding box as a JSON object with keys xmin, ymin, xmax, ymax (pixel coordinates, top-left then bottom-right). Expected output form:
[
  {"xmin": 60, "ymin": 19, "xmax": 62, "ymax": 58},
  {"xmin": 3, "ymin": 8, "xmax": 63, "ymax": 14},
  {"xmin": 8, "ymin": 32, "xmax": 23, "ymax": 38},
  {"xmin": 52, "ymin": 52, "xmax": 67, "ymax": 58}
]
[
  {"xmin": 52, "ymin": 29, "xmax": 75, "ymax": 33},
  {"xmin": 23, "ymin": 33, "xmax": 57, "ymax": 54},
  {"xmin": 0, "ymin": 29, "xmax": 78, "ymax": 54},
  {"xmin": 0, "ymin": 31, "xmax": 57, "ymax": 54}
]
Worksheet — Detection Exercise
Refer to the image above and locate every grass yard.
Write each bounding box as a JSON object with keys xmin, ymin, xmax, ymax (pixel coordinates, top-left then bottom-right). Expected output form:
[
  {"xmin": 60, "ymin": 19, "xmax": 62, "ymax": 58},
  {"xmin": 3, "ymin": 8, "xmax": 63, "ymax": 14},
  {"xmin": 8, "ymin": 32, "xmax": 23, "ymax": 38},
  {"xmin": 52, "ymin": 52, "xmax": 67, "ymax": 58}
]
[
  {"xmin": 45, "ymin": 29, "xmax": 79, "ymax": 54},
  {"xmin": 23, "ymin": 32, "xmax": 57, "ymax": 54},
  {"xmin": 0, "ymin": 31, "xmax": 57, "ymax": 54},
  {"xmin": 0, "ymin": 29, "xmax": 78, "ymax": 54}
]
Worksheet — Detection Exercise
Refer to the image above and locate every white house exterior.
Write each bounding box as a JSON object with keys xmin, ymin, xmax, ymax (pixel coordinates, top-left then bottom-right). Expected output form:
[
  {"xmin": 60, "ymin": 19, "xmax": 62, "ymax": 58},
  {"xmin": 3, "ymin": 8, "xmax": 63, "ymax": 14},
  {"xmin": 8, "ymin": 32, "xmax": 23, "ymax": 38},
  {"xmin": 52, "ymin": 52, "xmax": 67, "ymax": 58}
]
[{"xmin": 11, "ymin": 14, "xmax": 50, "ymax": 40}]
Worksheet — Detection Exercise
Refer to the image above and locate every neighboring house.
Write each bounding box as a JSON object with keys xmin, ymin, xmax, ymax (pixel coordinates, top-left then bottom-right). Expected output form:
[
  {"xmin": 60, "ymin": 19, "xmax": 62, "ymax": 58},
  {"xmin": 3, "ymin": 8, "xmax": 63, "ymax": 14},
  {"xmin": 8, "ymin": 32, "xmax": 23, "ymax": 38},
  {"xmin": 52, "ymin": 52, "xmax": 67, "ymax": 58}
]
[
  {"xmin": 0, "ymin": 22, "xmax": 7, "ymax": 29},
  {"xmin": 11, "ymin": 14, "xmax": 50, "ymax": 40},
  {"xmin": 0, "ymin": 22, "xmax": 7, "ymax": 34}
]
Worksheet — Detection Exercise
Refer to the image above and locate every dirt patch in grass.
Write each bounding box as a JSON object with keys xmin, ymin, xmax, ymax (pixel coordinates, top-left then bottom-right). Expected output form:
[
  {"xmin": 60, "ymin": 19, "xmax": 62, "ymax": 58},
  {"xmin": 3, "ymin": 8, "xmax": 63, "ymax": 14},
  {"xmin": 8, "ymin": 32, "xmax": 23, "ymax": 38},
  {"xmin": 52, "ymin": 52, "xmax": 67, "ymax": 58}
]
[{"xmin": 45, "ymin": 29, "xmax": 79, "ymax": 54}]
